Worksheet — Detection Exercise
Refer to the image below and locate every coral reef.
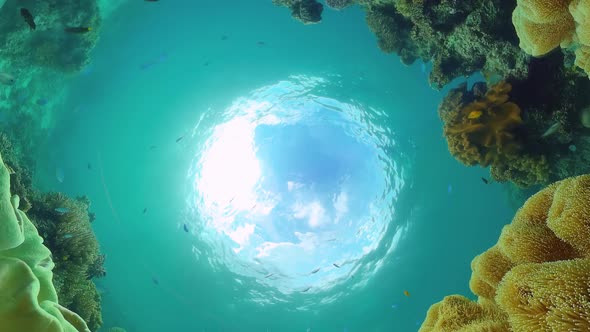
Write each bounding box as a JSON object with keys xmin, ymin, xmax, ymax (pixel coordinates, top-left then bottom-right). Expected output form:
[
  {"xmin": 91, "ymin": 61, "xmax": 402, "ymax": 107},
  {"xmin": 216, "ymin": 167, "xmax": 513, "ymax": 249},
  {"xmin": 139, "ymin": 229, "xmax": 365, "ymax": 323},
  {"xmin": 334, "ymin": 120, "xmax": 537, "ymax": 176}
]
[
  {"xmin": 326, "ymin": 0, "xmax": 354, "ymax": 10},
  {"xmin": 27, "ymin": 193, "xmax": 105, "ymax": 332},
  {"xmin": 512, "ymin": 0, "xmax": 590, "ymax": 76},
  {"xmin": 439, "ymin": 50, "xmax": 590, "ymax": 188},
  {"xmin": 273, "ymin": 0, "xmax": 529, "ymax": 89},
  {"xmin": 439, "ymin": 81, "xmax": 550, "ymax": 187},
  {"xmin": 0, "ymin": 133, "xmax": 105, "ymax": 331},
  {"xmin": 272, "ymin": 0, "xmax": 323, "ymax": 24},
  {"xmin": 419, "ymin": 174, "xmax": 590, "ymax": 332},
  {"xmin": 0, "ymin": 0, "xmax": 101, "ymax": 73},
  {"xmin": 0, "ymin": 151, "xmax": 90, "ymax": 332}
]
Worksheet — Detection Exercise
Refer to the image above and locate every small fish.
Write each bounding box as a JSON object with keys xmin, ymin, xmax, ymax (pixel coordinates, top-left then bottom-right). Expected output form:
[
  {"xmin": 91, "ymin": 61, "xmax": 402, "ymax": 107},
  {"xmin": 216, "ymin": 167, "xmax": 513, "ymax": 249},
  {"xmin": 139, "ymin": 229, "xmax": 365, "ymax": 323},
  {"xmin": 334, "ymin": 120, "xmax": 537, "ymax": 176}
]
[
  {"xmin": 176, "ymin": 136, "xmax": 184, "ymax": 143},
  {"xmin": 56, "ymin": 167, "xmax": 65, "ymax": 183},
  {"xmin": 256, "ymin": 41, "xmax": 266, "ymax": 46},
  {"xmin": 63, "ymin": 233, "xmax": 74, "ymax": 239},
  {"xmin": 143, "ymin": 208, "xmax": 147, "ymax": 214},
  {"xmin": 87, "ymin": 163, "xmax": 92, "ymax": 170},
  {"xmin": 221, "ymin": 34, "xmax": 228, "ymax": 40},
  {"xmin": 149, "ymin": 145, "xmax": 157, "ymax": 150},
  {"xmin": 183, "ymin": 224, "xmax": 189, "ymax": 233},
  {"xmin": 54, "ymin": 207, "xmax": 70, "ymax": 214},
  {"xmin": 20, "ymin": 8, "xmax": 36, "ymax": 30},
  {"xmin": 152, "ymin": 277, "xmax": 159, "ymax": 285},
  {"xmin": 301, "ymin": 286, "xmax": 311, "ymax": 293},
  {"xmin": 36, "ymin": 98, "xmax": 48, "ymax": 106},
  {"xmin": 391, "ymin": 304, "xmax": 399, "ymax": 309},
  {"xmin": 481, "ymin": 177, "xmax": 489, "ymax": 184},
  {"xmin": 541, "ymin": 122, "xmax": 561, "ymax": 138},
  {"xmin": 0, "ymin": 72, "xmax": 15, "ymax": 85},
  {"xmin": 468, "ymin": 110, "xmax": 482, "ymax": 119},
  {"xmin": 447, "ymin": 184, "xmax": 452, "ymax": 194},
  {"xmin": 310, "ymin": 268, "xmax": 320, "ymax": 274},
  {"xmin": 404, "ymin": 290, "xmax": 410, "ymax": 297},
  {"xmin": 64, "ymin": 26, "xmax": 92, "ymax": 34},
  {"xmin": 203, "ymin": 61, "xmax": 210, "ymax": 66},
  {"xmin": 264, "ymin": 273, "xmax": 274, "ymax": 279},
  {"xmin": 333, "ymin": 263, "xmax": 340, "ymax": 268}
]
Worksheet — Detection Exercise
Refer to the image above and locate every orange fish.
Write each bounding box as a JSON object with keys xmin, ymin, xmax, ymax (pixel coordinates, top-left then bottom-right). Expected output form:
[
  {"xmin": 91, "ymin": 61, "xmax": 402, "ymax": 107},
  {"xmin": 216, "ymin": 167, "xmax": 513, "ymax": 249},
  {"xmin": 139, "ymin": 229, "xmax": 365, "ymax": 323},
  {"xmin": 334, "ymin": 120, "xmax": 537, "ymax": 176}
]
[
  {"xmin": 468, "ymin": 110, "xmax": 482, "ymax": 119},
  {"xmin": 404, "ymin": 290, "xmax": 410, "ymax": 297}
]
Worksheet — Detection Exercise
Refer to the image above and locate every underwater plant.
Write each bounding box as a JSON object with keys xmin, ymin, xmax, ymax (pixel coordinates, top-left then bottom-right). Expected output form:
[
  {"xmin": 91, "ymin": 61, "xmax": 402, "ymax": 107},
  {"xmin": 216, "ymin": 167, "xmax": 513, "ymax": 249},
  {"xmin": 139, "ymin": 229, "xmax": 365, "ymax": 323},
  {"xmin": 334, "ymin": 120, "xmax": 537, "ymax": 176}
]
[
  {"xmin": 0, "ymin": 151, "xmax": 91, "ymax": 332},
  {"xmin": 419, "ymin": 174, "xmax": 590, "ymax": 331}
]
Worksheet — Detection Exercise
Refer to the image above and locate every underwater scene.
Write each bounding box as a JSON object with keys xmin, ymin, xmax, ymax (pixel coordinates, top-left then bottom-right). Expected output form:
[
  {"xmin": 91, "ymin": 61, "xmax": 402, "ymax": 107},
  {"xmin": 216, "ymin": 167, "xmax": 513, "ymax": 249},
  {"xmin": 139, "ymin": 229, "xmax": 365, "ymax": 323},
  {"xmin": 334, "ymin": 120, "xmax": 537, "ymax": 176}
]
[{"xmin": 1, "ymin": 0, "xmax": 590, "ymax": 331}]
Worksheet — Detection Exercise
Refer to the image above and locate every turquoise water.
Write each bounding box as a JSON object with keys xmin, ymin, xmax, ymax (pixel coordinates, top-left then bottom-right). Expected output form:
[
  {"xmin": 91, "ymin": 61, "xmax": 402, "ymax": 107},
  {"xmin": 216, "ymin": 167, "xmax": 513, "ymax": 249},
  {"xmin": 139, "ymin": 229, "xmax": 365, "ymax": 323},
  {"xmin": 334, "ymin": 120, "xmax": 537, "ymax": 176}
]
[{"xmin": 31, "ymin": 1, "xmax": 515, "ymax": 331}]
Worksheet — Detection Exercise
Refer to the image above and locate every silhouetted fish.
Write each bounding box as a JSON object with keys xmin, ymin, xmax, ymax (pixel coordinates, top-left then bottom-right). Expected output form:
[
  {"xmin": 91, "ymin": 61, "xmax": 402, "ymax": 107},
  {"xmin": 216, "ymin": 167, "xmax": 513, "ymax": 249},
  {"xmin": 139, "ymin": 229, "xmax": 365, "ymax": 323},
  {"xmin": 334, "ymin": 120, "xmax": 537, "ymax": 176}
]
[
  {"xmin": 301, "ymin": 286, "xmax": 311, "ymax": 293},
  {"xmin": 481, "ymin": 177, "xmax": 489, "ymax": 184},
  {"xmin": 183, "ymin": 224, "xmax": 189, "ymax": 233},
  {"xmin": 143, "ymin": 208, "xmax": 147, "ymax": 214},
  {"xmin": 64, "ymin": 26, "xmax": 92, "ymax": 34},
  {"xmin": 20, "ymin": 8, "xmax": 36, "ymax": 30},
  {"xmin": 152, "ymin": 277, "xmax": 159, "ymax": 285},
  {"xmin": 310, "ymin": 268, "xmax": 320, "ymax": 274},
  {"xmin": 332, "ymin": 263, "xmax": 340, "ymax": 268},
  {"xmin": 176, "ymin": 136, "xmax": 184, "ymax": 143},
  {"xmin": 264, "ymin": 273, "xmax": 273, "ymax": 279},
  {"xmin": 87, "ymin": 163, "xmax": 92, "ymax": 170}
]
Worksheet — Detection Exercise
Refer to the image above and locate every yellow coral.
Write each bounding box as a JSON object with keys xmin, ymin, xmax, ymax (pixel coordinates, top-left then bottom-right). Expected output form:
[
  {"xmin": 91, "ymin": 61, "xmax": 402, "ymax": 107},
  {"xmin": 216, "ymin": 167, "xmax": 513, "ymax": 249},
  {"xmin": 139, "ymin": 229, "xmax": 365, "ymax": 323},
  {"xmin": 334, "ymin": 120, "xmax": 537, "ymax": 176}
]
[
  {"xmin": 419, "ymin": 174, "xmax": 590, "ymax": 331},
  {"xmin": 496, "ymin": 259, "xmax": 590, "ymax": 332},
  {"xmin": 546, "ymin": 174, "xmax": 590, "ymax": 254},
  {"xmin": 419, "ymin": 295, "xmax": 509, "ymax": 332},
  {"xmin": 469, "ymin": 246, "xmax": 514, "ymax": 300},
  {"xmin": 512, "ymin": 0, "xmax": 575, "ymax": 56},
  {"xmin": 444, "ymin": 82, "xmax": 523, "ymax": 167}
]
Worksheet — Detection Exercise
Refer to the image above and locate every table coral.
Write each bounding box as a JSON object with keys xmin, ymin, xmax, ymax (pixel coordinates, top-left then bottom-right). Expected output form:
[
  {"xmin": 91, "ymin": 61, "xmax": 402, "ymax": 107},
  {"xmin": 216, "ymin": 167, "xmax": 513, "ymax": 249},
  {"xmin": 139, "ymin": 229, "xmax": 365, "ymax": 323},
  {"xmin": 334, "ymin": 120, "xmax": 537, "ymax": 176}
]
[{"xmin": 418, "ymin": 174, "xmax": 590, "ymax": 332}]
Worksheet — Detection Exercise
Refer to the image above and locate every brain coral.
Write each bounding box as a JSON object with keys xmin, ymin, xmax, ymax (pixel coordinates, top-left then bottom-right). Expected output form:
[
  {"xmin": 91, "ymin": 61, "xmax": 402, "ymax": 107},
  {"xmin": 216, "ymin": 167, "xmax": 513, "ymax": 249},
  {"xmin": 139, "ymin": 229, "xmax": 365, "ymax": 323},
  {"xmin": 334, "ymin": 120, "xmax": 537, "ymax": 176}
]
[{"xmin": 419, "ymin": 174, "xmax": 590, "ymax": 332}]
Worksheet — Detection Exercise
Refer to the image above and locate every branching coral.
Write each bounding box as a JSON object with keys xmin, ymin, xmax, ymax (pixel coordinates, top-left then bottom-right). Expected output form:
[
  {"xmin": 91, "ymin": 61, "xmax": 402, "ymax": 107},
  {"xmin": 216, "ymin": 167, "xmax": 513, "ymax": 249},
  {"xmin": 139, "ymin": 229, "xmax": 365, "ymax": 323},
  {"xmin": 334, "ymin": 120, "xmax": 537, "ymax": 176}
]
[
  {"xmin": 28, "ymin": 192, "xmax": 105, "ymax": 332},
  {"xmin": 419, "ymin": 174, "xmax": 590, "ymax": 332}
]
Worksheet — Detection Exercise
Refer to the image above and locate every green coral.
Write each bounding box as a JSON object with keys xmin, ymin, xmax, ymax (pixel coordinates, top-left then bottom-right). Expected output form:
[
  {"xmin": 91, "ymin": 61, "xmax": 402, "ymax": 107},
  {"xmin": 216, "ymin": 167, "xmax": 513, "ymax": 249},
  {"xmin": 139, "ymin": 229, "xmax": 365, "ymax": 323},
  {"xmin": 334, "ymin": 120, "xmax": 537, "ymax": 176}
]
[
  {"xmin": 272, "ymin": 0, "xmax": 323, "ymax": 24},
  {"xmin": 0, "ymin": 152, "xmax": 90, "ymax": 332},
  {"xmin": 0, "ymin": 133, "xmax": 105, "ymax": 331},
  {"xmin": 28, "ymin": 193, "xmax": 105, "ymax": 332}
]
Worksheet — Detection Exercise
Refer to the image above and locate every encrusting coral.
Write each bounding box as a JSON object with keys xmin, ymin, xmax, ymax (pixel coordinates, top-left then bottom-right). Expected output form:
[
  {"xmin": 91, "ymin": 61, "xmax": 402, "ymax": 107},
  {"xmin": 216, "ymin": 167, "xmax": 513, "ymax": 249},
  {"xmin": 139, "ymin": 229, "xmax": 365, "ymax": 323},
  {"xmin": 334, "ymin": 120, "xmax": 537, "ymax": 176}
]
[
  {"xmin": 0, "ymin": 151, "xmax": 90, "ymax": 332},
  {"xmin": 419, "ymin": 174, "xmax": 590, "ymax": 332}
]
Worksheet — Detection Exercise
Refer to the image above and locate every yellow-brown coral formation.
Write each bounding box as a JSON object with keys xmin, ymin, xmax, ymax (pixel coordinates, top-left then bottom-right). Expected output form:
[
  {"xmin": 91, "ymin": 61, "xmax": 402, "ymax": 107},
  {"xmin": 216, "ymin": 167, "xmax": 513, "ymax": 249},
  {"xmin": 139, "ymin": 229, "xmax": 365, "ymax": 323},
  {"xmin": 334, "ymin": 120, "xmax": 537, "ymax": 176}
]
[
  {"xmin": 440, "ymin": 81, "xmax": 549, "ymax": 187},
  {"xmin": 513, "ymin": 0, "xmax": 590, "ymax": 75},
  {"xmin": 444, "ymin": 81, "xmax": 523, "ymax": 166},
  {"xmin": 512, "ymin": 0, "xmax": 575, "ymax": 56},
  {"xmin": 419, "ymin": 174, "xmax": 590, "ymax": 332},
  {"xmin": 420, "ymin": 295, "xmax": 509, "ymax": 332}
]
